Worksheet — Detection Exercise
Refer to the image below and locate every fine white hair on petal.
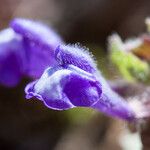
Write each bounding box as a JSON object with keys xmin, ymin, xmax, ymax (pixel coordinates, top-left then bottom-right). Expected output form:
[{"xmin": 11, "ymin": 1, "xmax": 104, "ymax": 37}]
[
  {"xmin": 56, "ymin": 43, "xmax": 97, "ymax": 73},
  {"xmin": 64, "ymin": 43, "xmax": 96, "ymax": 63}
]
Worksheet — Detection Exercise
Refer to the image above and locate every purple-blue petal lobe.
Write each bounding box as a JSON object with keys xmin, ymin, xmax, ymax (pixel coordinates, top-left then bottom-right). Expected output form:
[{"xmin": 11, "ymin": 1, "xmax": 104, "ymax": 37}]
[
  {"xmin": 0, "ymin": 28, "xmax": 25, "ymax": 87},
  {"xmin": 25, "ymin": 65, "xmax": 102, "ymax": 110},
  {"xmin": 10, "ymin": 18, "xmax": 63, "ymax": 50},
  {"xmin": 63, "ymin": 66, "xmax": 102, "ymax": 106},
  {"xmin": 22, "ymin": 39, "xmax": 57, "ymax": 78},
  {"xmin": 25, "ymin": 67, "xmax": 75, "ymax": 110},
  {"xmin": 55, "ymin": 44, "xmax": 97, "ymax": 73}
]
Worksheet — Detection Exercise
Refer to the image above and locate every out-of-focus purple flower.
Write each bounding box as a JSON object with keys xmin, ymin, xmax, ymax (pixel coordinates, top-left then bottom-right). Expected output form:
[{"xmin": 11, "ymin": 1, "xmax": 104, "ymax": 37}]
[
  {"xmin": 10, "ymin": 18, "xmax": 64, "ymax": 78},
  {"xmin": 0, "ymin": 18, "xmax": 63, "ymax": 87},
  {"xmin": 0, "ymin": 28, "xmax": 25, "ymax": 87},
  {"xmin": 25, "ymin": 44, "xmax": 136, "ymax": 121}
]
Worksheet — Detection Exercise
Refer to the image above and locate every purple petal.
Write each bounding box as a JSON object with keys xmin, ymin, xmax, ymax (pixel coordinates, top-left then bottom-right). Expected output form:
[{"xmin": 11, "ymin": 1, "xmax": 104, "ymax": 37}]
[
  {"xmin": 0, "ymin": 28, "xmax": 25, "ymax": 87},
  {"xmin": 25, "ymin": 65, "xmax": 102, "ymax": 109},
  {"xmin": 10, "ymin": 18, "xmax": 63, "ymax": 50},
  {"xmin": 92, "ymin": 91, "xmax": 135, "ymax": 121},
  {"xmin": 22, "ymin": 39, "xmax": 57, "ymax": 78},
  {"xmin": 64, "ymin": 65, "xmax": 102, "ymax": 106},
  {"xmin": 25, "ymin": 66, "xmax": 75, "ymax": 110},
  {"xmin": 55, "ymin": 44, "xmax": 97, "ymax": 73},
  {"xmin": 10, "ymin": 18, "xmax": 64, "ymax": 78}
]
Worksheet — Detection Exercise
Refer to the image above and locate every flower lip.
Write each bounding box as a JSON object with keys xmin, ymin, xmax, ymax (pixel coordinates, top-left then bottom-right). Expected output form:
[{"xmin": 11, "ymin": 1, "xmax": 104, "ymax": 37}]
[{"xmin": 25, "ymin": 65, "xmax": 102, "ymax": 110}]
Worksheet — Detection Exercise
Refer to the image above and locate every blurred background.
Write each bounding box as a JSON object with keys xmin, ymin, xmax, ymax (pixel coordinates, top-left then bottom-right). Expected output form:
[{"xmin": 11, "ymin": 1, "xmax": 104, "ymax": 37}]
[{"xmin": 0, "ymin": 0, "xmax": 149, "ymax": 149}]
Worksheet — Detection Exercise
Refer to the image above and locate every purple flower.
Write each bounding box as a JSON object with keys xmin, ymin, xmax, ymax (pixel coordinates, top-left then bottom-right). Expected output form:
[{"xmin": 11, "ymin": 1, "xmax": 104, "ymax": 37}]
[
  {"xmin": 0, "ymin": 18, "xmax": 63, "ymax": 87},
  {"xmin": 25, "ymin": 44, "xmax": 136, "ymax": 121}
]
